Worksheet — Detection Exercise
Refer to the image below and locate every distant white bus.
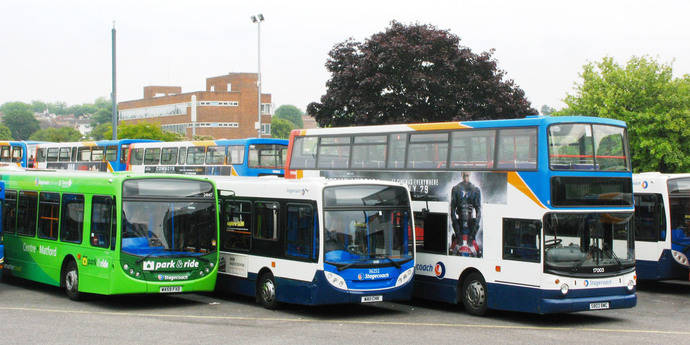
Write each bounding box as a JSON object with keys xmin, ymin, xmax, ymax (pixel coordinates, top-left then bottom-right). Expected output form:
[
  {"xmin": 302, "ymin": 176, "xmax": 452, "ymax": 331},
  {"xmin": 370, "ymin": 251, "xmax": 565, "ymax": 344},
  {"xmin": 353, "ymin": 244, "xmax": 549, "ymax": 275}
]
[
  {"xmin": 633, "ymin": 173, "xmax": 690, "ymax": 280},
  {"xmin": 212, "ymin": 177, "xmax": 415, "ymax": 308}
]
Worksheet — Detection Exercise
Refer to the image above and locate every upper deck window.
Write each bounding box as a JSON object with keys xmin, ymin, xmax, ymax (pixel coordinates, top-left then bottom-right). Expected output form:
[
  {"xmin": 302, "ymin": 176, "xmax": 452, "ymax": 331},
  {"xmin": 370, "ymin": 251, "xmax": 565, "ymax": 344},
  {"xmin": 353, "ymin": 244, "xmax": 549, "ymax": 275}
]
[{"xmin": 548, "ymin": 123, "xmax": 629, "ymax": 171}]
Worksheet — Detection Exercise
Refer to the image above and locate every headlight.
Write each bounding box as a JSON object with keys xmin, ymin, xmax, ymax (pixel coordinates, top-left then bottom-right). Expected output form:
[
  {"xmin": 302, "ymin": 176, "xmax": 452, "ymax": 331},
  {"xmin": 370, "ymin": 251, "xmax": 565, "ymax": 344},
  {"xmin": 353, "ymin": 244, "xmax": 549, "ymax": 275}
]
[
  {"xmin": 324, "ymin": 271, "xmax": 348, "ymax": 290},
  {"xmin": 560, "ymin": 283, "xmax": 569, "ymax": 295},
  {"xmin": 395, "ymin": 267, "xmax": 415, "ymax": 287},
  {"xmin": 627, "ymin": 279, "xmax": 635, "ymax": 291},
  {"xmin": 671, "ymin": 250, "xmax": 689, "ymax": 267}
]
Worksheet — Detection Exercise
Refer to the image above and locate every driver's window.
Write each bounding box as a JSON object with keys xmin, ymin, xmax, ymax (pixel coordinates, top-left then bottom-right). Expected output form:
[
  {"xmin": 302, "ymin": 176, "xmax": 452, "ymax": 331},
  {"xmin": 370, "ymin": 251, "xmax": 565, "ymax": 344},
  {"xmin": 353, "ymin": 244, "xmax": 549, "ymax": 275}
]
[{"xmin": 502, "ymin": 218, "xmax": 541, "ymax": 262}]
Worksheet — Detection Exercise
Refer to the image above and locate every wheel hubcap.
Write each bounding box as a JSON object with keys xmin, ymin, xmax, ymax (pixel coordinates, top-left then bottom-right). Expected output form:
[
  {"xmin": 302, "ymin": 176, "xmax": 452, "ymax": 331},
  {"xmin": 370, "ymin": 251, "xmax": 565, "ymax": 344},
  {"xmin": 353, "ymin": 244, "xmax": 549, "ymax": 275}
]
[
  {"xmin": 262, "ymin": 279, "xmax": 275, "ymax": 304},
  {"xmin": 66, "ymin": 270, "xmax": 77, "ymax": 292},
  {"xmin": 466, "ymin": 280, "xmax": 485, "ymax": 308}
]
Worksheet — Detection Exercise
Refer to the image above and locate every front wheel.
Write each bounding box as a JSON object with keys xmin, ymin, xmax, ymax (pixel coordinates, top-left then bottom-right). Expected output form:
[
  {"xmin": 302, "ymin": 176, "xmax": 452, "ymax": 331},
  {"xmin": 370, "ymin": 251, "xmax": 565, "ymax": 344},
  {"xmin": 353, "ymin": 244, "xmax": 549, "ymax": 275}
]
[
  {"xmin": 461, "ymin": 272, "xmax": 487, "ymax": 316},
  {"xmin": 63, "ymin": 261, "xmax": 83, "ymax": 301},
  {"xmin": 257, "ymin": 272, "xmax": 279, "ymax": 309}
]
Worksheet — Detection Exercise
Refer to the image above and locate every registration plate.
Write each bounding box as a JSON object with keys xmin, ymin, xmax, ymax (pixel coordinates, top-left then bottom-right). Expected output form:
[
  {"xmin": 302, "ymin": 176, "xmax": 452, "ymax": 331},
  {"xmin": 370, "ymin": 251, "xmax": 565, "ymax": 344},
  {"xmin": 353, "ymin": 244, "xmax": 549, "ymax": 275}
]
[
  {"xmin": 160, "ymin": 286, "xmax": 182, "ymax": 293},
  {"xmin": 361, "ymin": 295, "xmax": 383, "ymax": 303},
  {"xmin": 589, "ymin": 302, "xmax": 610, "ymax": 310}
]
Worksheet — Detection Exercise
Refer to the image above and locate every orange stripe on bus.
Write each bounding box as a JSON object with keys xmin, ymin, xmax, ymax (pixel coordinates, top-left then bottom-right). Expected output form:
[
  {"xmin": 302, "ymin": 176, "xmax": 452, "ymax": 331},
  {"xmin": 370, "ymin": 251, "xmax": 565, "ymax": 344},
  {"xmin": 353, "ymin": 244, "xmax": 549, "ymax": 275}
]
[
  {"xmin": 507, "ymin": 172, "xmax": 546, "ymax": 209},
  {"xmin": 193, "ymin": 141, "xmax": 216, "ymax": 146},
  {"xmin": 407, "ymin": 122, "xmax": 471, "ymax": 131}
]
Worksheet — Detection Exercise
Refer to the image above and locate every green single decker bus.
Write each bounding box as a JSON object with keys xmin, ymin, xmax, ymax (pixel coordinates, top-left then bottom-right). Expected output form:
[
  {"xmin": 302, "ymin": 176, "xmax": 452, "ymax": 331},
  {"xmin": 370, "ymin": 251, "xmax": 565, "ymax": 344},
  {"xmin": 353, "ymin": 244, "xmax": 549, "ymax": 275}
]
[{"xmin": 1, "ymin": 168, "xmax": 219, "ymax": 300}]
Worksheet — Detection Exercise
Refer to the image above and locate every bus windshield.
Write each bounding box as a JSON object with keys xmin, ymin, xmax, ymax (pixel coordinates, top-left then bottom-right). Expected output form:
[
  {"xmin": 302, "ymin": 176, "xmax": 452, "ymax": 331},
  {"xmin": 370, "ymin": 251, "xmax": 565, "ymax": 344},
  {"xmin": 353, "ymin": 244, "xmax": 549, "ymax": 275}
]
[
  {"xmin": 544, "ymin": 212, "xmax": 635, "ymax": 275},
  {"xmin": 548, "ymin": 124, "xmax": 629, "ymax": 171},
  {"xmin": 121, "ymin": 179, "xmax": 216, "ymax": 257},
  {"xmin": 323, "ymin": 185, "xmax": 413, "ymax": 268}
]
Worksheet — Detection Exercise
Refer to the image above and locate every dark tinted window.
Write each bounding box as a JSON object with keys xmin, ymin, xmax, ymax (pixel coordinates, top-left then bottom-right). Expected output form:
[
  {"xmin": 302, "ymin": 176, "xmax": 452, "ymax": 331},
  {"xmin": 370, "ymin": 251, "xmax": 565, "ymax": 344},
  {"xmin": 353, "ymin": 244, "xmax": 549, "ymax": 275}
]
[
  {"xmin": 324, "ymin": 185, "xmax": 410, "ymax": 207},
  {"xmin": 90, "ymin": 196, "xmax": 113, "ymax": 248},
  {"xmin": 58, "ymin": 148, "xmax": 71, "ymax": 162},
  {"xmin": 551, "ymin": 177, "xmax": 632, "ymax": 207},
  {"xmin": 254, "ymin": 201, "xmax": 279, "ymax": 241},
  {"xmin": 3, "ymin": 190, "xmax": 17, "ymax": 234},
  {"xmin": 144, "ymin": 148, "xmax": 161, "ymax": 165},
  {"xmin": 220, "ymin": 200, "xmax": 252, "ymax": 251},
  {"xmin": 60, "ymin": 194, "xmax": 84, "ymax": 243},
  {"xmin": 285, "ymin": 203, "xmax": 316, "ymax": 259},
  {"xmin": 161, "ymin": 147, "xmax": 178, "ymax": 165},
  {"xmin": 130, "ymin": 148, "xmax": 144, "ymax": 165},
  {"xmin": 17, "ymin": 191, "xmax": 38, "ymax": 236},
  {"xmin": 503, "ymin": 218, "xmax": 541, "ymax": 262}
]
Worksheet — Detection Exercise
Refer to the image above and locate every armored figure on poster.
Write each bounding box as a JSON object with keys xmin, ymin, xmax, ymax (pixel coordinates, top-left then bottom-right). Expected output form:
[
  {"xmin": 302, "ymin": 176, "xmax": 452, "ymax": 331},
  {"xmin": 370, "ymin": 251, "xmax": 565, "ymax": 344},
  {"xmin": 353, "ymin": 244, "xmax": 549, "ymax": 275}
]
[{"xmin": 450, "ymin": 172, "xmax": 482, "ymax": 257}]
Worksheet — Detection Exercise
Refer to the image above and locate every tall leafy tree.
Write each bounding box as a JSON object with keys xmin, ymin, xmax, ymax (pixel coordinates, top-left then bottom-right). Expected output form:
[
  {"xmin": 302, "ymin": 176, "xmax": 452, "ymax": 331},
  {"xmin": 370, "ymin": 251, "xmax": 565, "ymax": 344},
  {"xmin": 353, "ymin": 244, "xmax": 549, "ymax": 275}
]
[
  {"xmin": 30, "ymin": 127, "xmax": 83, "ymax": 142},
  {"xmin": 270, "ymin": 117, "xmax": 295, "ymax": 139},
  {"xmin": 0, "ymin": 102, "xmax": 40, "ymax": 140},
  {"xmin": 274, "ymin": 105, "xmax": 304, "ymax": 128},
  {"xmin": 0, "ymin": 124, "xmax": 13, "ymax": 140},
  {"xmin": 308, "ymin": 21, "xmax": 536, "ymax": 127},
  {"xmin": 556, "ymin": 56, "xmax": 690, "ymax": 173}
]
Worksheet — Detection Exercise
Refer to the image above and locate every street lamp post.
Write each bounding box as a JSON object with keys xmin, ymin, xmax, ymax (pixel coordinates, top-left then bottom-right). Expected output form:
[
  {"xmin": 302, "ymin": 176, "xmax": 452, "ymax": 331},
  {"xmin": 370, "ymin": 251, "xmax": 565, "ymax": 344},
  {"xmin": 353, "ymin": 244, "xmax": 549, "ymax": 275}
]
[{"xmin": 251, "ymin": 14, "xmax": 264, "ymax": 138}]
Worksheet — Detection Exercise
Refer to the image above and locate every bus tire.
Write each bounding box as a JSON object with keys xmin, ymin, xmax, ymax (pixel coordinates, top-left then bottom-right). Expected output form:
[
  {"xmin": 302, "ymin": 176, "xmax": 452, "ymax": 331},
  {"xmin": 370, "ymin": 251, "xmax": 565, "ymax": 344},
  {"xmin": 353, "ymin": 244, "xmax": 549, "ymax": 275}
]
[
  {"xmin": 63, "ymin": 260, "xmax": 82, "ymax": 301},
  {"xmin": 257, "ymin": 272, "xmax": 279, "ymax": 309},
  {"xmin": 461, "ymin": 272, "xmax": 487, "ymax": 316}
]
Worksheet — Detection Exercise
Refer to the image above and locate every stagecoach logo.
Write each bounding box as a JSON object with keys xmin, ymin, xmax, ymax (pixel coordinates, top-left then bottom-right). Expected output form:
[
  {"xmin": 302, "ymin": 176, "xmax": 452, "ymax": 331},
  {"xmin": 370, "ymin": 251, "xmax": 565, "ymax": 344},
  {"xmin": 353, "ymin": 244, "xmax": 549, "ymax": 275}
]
[
  {"xmin": 357, "ymin": 271, "xmax": 390, "ymax": 280},
  {"xmin": 414, "ymin": 261, "xmax": 446, "ymax": 279},
  {"xmin": 157, "ymin": 273, "xmax": 190, "ymax": 281},
  {"xmin": 641, "ymin": 181, "xmax": 649, "ymax": 189},
  {"xmin": 142, "ymin": 259, "xmax": 199, "ymax": 271},
  {"xmin": 434, "ymin": 262, "xmax": 446, "ymax": 279},
  {"xmin": 286, "ymin": 187, "xmax": 309, "ymax": 195},
  {"xmin": 584, "ymin": 279, "xmax": 613, "ymax": 287}
]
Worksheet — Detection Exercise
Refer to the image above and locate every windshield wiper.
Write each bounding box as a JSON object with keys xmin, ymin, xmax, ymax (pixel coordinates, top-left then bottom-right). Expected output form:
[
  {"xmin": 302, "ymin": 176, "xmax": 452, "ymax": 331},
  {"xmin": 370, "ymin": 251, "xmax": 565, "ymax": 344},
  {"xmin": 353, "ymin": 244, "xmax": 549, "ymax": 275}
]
[
  {"xmin": 377, "ymin": 255, "xmax": 401, "ymax": 268},
  {"xmin": 135, "ymin": 253, "xmax": 154, "ymax": 264},
  {"xmin": 326, "ymin": 259, "xmax": 367, "ymax": 271}
]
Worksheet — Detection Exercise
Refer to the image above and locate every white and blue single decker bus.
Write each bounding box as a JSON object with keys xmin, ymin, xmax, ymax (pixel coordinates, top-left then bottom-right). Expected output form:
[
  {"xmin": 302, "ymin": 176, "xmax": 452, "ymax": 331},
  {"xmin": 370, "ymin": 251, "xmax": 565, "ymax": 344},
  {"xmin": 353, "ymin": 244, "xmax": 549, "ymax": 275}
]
[
  {"xmin": 213, "ymin": 177, "xmax": 415, "ymax": 308},
  {"xmin": 286, "ymin": 115, "xmax": 637, "ymax": 315},
  {"xmin": 633, "ymin": 173, "xmax": 690, "ymax": 281}
]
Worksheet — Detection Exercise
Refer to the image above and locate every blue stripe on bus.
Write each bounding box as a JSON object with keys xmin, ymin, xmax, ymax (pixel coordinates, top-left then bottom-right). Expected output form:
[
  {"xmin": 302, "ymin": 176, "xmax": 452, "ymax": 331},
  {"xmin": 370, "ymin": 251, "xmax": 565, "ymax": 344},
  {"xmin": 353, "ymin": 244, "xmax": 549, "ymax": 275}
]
[
  {"xmin": 636, "ymin": 249, "xmax": 689, "ymax": 280},
  {"xmin": 413, "ymin": 275, "xmax": 636, "ymax": 313},
  {"xmin": 216, "ymin": 269, "xmax": 414, "ymax": 306}
]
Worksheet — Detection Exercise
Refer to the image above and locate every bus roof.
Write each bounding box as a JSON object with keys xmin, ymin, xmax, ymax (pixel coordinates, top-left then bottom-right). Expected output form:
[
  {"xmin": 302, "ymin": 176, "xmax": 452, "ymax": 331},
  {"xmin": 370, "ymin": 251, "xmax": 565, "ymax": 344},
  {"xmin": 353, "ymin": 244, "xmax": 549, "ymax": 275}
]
[{"xmin": 292, "ymin": 115, "xmax": 627, "ymax": 136}]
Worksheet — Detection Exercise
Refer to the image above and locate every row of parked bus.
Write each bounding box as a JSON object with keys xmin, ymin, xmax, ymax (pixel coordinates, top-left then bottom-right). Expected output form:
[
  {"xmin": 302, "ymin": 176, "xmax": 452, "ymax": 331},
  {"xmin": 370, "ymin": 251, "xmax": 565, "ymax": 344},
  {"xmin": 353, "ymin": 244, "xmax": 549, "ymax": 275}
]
[
  {"xmin": 1, "ymin": 115, "xmax": 688, "ymax": 316},
  {"xmin": 0, "ymin": 138, "xmax": 289, "ymax": 177}
]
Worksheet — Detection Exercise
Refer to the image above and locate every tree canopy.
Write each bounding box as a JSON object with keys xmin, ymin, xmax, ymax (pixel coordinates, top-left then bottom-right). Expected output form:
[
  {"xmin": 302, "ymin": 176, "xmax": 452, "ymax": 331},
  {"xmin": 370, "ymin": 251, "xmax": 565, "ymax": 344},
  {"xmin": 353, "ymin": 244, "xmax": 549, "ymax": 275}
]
[
  {"xmin": 270, "ymin": 117, "xmax": 295, "ymax": 139},
  {"xmin": 308, "ymin": 21, "xmax": 536, "ymax": 127},
  {"xmin": 556, "ymin": 56, "xmax": 690, "ymax": 173},
  {"xmin": 91, "ymin": 122, "xmax": 184, "ymax": 141},
  {"xmin": 1, "ymin": 102, "xmax": 40, "ymax": 140},
  {"xmin": 0, "ymin": 124, "xmax": 13, "ymax": 140},
  {"xmin": 274, "ymin": 105, "xmax": 304, "ymax": 128},
  {"xmin": 30, "ymin": 127, "xmax": 83, "ymax": 142}
]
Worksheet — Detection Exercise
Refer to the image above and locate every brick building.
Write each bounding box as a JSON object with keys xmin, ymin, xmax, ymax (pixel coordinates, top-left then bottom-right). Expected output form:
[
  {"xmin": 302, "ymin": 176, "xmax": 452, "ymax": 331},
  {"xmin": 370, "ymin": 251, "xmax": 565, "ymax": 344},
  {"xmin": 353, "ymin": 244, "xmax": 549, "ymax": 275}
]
[{"xmin": 118, "ymin": 73, "xmax": 272, "ymax": 139}]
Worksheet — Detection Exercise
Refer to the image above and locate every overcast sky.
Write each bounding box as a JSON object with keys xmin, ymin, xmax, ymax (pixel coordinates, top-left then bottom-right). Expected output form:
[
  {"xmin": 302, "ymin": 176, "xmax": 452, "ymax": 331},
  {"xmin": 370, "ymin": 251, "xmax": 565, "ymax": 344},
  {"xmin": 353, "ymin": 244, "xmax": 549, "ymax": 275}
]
[{"xmin": 1, "ymin": 0, "xmax": 688, "ymax": 114}]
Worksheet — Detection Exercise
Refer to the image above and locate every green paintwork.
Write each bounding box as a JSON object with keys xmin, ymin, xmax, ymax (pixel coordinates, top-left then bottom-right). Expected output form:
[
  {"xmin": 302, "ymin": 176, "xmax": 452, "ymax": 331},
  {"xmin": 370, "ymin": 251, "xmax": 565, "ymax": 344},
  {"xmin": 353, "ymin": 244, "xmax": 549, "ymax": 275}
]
[{"xmin": 1, "ymin": 170, "xmax": 219, "ymax": 295}]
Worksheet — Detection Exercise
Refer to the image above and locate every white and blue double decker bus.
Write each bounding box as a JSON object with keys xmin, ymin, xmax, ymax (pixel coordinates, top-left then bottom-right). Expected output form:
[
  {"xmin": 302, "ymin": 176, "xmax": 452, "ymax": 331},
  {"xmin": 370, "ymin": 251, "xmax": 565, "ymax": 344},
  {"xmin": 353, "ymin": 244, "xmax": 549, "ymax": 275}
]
[
  {"xmin": 127, "ymin": 138, "xmax": 288, "ymax": 177},
  {"xmin": 285, "ymin": 115, "xmax": 637, "ymax": 315},
  {"xmin": 35, "ymin": 139, "xmax": 158, "ymax": 172},
  {"xmin": 633, "ymin": 173, "xmax": 690, "ymax": 281},
  {"xmin": 212, "ymin": 176, "xmax": 415, "ymax": 308}
]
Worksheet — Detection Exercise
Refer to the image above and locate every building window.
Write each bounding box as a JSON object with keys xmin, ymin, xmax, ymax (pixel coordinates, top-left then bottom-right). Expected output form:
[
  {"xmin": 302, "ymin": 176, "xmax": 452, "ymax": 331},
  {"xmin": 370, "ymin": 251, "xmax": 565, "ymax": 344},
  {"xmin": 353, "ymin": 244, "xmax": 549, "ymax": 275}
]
[
  {"xmin": 261, "ymin": 123, "xmax": 271, "ymax": 135},
  {"xmin": 227, "ymin": 83, "xmax": 232, "ymax": 92},
  {"xmin": 261, "ymin": 103, "xmax": 272, "ymax": 115}
]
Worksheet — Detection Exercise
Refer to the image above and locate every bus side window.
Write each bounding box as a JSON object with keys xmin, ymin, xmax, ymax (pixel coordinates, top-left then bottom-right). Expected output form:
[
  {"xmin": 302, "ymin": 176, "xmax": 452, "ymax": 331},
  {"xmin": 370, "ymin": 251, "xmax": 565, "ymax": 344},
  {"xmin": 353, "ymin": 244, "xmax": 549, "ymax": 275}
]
[
  {"xmin": 36, "ymin": 148, "xmax": 46, "ymax": 162},
  {"xmin": 414, "ymin": 212, "xmax": 447, "ymax": 254},
  {"xmin": 144, "ymin": 148, "xmax": 161, "ymax": 165},
  {"xmin": 285, "ymin": 203, "xmax": 316, "ymax": 260},
  {"xmin": 289, "ymin": 137, "xmax": 317, "ymax": 169},
  {"xmin": 228, "ymin": 145, "xmax": 244, "ymax": 164},
  {"xmin": 130, "ymin": 148, "xmax": 144, "ymax": 165},
  {"xmin": 17, "ymin": 191, "xmax": 38, "ymax": 237},
  {"xmin": 221, "ymin": 200, "xmax": 252, "ymax": 251},
  {"xmin": 105, "ymin": 146, "xmax": 118, "ymax": 162},
  {"xmin": 11, "ymin": 146, "xmax": 23, "ymax": 163},
  {"xmin": 91, "ymin": 195, "xmax": 113, "ymax": 248},
  {"xmin": 60, "ymin": 194, "xmax": 84, "ymax": 244},
  {"xmin": 254, "ymin": 201, "xmax": 279, "ymax": 241},
  {"xmin": 71, "ymin": 147, "xmax": 78, "ymax": 162},
  {"xmin": 3, "ymin": 190, "xmax": 18, "ymax": 234},
  {"xmin": 0, "ymin": 146, "xmax": 10, "ymax": 162},
  {"xmin": 37, "ymin": 192, "xmax": 60, "ymax": 240},
  {"xmin": 161, "ymin": 147, "xmax": 178, "ymax": 165},
  {"xmin": 178, "ymin": 147, "xmax": 187, "ymax": 165},
  {"xmin": 78, "ymin": 147, "xmax": 91, "ymax": 162},
  {"xmin": 502, "ymin": 218, "xmax": 541, "ymax": 263}
]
